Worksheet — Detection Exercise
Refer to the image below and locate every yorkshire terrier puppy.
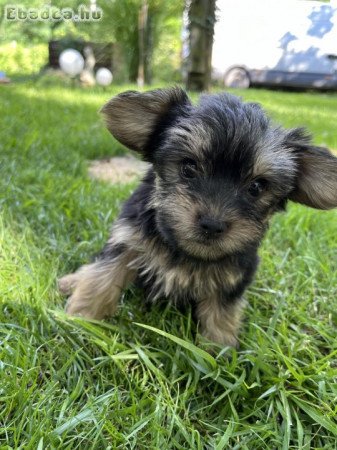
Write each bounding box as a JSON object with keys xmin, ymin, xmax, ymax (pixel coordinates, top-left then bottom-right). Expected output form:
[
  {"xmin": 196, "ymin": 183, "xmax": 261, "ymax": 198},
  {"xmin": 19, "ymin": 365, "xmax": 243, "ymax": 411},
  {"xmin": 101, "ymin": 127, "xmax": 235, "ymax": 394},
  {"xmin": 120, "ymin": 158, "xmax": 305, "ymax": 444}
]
[{"xmin": 59, "ymin": 87, "xmax": 337, "ymax": 347}]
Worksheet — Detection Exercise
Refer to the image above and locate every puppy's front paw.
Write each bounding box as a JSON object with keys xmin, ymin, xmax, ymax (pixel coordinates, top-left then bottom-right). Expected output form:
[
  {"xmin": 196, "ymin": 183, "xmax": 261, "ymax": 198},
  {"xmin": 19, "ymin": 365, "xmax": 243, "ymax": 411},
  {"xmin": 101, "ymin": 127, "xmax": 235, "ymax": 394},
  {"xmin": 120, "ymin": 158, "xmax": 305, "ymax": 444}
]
[
  {"xmin": 58, "ymin": 273, "xmax": 79, "ymax": 295},
  {"xmin": 197, "ymin": 297, "xmax": 245, "ymax": 351},
  {"xmin": 200, "ymin": 329, "xmax": 239, "ymax": 349},
  {"xmin": 58, "ymin": 272, "xmax": 99, "ymax": 319},
  {"xmin": 65, "ymin": 294, "xmax": 98, "ymax": 319}
]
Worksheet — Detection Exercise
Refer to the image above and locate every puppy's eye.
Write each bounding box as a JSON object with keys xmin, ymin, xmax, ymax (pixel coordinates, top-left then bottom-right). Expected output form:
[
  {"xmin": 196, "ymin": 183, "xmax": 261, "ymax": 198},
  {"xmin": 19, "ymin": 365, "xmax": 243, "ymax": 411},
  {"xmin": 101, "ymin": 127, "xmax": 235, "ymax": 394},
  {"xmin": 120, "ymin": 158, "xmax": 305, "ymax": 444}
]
[
  {"xmin": 181, "ymin": 159, "xmax": 197, "ymax": 179},
  {"xmin": 248, "ymin": 178, "xmax": 268, "ymax": 197}
]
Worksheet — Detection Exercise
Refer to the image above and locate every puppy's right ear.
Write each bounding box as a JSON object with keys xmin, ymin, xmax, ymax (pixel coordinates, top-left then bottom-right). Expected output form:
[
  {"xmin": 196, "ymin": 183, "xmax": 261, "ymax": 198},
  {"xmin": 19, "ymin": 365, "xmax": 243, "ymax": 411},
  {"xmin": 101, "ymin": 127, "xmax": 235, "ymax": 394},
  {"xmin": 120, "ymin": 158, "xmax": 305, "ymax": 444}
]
[{"xmin": 100, "ymin": 87, "xmax": 190, "ymax": 156}]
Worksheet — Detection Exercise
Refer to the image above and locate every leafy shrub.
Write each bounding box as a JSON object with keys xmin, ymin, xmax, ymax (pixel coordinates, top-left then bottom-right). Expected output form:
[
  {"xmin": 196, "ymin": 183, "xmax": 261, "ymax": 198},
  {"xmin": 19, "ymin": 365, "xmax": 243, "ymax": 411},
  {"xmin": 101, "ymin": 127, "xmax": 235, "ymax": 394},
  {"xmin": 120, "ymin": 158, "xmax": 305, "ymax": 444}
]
[{"xmin": 0, "ymin": 42, "xmax": 48, "ymax": 76}]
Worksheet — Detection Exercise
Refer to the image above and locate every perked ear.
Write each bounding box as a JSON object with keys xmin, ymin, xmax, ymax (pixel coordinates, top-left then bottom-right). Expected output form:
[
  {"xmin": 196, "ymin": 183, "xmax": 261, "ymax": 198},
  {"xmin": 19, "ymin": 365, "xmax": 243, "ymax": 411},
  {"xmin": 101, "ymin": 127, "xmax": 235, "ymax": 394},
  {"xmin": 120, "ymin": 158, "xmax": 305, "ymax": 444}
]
[
  {"xmin": 100, "ymin": 87, "xmax": 190, "ymax": 155},
  {"xmin": 286, "ymin": 129, "xmax": 337, "ymax": 209}
]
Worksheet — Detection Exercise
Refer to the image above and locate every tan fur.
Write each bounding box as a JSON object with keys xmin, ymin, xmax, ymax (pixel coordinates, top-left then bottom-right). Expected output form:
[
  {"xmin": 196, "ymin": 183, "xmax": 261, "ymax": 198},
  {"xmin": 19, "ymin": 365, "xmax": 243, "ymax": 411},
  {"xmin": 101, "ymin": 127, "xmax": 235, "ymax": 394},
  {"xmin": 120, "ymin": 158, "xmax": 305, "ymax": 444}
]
[
  {"xmin": 254, "ymin": 132, "xmax": 296, "ymax": 179},
  {"xmin": 131, "ymin": 243, "xmax": 243, "ymax": 302},
  {"xmin": 60, "ymin": 249, "xmax": 137, "ymax": 319},
  {"xmin": 166, "ymin": 120, "xmax": 214, "ymax": 159},
  {"xmin": 98, "ymin": 218, "xmax": 244, "ymax": 303},
  {"xmin": 289, "ymin": 148, "xmax": 337, "ymax": 209},
  {"xmin": 153, "ymin": 183, "xmax": 264, "ymax": 261},
  {"xmin": 100, "ymin": 88, "xmax": 189, "ymax": 153},
  {"xmin": 197, "ymin": 297, "xmax": 246, "ymax": 347}
]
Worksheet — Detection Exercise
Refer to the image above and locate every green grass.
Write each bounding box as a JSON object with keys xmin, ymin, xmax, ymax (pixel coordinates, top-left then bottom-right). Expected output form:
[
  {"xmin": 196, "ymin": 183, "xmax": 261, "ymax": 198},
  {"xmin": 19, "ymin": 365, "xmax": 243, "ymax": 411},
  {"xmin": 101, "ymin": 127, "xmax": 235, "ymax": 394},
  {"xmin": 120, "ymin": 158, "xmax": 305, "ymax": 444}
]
[{"xmin": 1, "ymin": 80, "xmax": 337, "ymax": 449}]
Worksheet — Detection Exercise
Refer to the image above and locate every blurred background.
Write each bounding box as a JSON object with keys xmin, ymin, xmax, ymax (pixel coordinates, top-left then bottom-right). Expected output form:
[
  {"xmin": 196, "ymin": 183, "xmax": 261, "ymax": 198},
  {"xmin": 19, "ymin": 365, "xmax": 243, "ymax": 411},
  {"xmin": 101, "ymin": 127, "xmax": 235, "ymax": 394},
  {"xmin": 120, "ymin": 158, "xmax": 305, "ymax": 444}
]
[
  {"xmin": 1, "ymin": 0, "xmax": 337, "ymax": 91},
  {"xmin": 0, "ymin": 0, "xmax": 184, "ymax": 86}
]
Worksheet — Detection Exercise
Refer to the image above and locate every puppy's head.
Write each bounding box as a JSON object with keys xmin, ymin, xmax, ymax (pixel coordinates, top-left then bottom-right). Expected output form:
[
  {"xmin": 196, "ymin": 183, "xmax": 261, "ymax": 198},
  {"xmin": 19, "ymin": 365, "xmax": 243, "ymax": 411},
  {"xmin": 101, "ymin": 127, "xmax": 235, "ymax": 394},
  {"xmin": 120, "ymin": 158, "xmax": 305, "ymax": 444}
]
[{"xmin": 101, "ymin": 88, "xmax": 337, "ymax": 261}]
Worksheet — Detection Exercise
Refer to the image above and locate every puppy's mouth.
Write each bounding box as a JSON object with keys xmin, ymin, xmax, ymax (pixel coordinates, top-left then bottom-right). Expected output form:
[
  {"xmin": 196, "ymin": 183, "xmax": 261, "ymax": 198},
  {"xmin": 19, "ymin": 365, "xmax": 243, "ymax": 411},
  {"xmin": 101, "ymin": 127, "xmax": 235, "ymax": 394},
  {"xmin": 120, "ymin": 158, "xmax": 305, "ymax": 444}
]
[
  {"xmin": 178, "ymin": 237, "xmax": 227, "ymax": 261},
  {"xmin": 179, "ymin": 223, "xmax": 260, "ymax": 260},
  {"xmin": 157, "ymin": 213, "xmax": 255, "ymax": 260},
  {"xmin": 195, "ymin": 235, "xmax": 222, "ymax": 246}
]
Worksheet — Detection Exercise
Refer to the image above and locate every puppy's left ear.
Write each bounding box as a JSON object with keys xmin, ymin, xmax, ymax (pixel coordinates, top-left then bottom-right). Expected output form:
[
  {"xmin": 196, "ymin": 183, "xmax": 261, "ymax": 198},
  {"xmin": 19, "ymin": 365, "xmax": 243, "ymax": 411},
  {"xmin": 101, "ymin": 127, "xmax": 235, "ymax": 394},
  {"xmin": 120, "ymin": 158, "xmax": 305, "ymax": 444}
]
[
  {"xmin": 100, "ymin": 87, "xmax": 190, "ymax": 158},
  {"xmin": 286, "ymin": 129, "xmax": 337, "ymax": 209}
]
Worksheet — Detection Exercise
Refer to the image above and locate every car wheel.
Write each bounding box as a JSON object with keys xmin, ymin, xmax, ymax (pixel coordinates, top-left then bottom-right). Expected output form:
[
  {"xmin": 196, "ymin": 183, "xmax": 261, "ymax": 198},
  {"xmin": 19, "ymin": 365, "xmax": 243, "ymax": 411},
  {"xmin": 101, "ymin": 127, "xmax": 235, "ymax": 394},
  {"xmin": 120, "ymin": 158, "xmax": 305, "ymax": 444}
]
[{"xmin": 224, "ymin": 68, "xmax": 250, "ymax": 88}]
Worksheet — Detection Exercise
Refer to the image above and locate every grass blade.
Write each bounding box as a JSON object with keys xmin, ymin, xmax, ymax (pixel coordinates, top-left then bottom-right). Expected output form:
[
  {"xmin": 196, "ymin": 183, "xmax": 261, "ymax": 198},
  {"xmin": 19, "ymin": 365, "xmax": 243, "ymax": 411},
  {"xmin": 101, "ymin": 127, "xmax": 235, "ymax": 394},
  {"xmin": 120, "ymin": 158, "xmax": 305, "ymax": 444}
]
[
  {"xmin": 291, "ymin": 397, "xmax": 337, "ymax": 436},
  {"xmin": 134, "ymin": 322, "xmax": 217, "ymax": 369}
]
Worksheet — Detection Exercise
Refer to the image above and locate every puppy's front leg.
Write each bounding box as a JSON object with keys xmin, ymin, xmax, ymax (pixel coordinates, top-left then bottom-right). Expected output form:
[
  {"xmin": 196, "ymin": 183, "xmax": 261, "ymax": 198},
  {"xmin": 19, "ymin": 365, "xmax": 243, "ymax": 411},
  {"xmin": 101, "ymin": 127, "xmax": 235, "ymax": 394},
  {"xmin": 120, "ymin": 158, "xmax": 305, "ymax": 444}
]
[
  {"xmin": 59, "ymin": 246, "xmax": 137, "ymax": 320},
  {"xmin": 196, "ymin": 297, "xmax": 245, "ymax": 348}
]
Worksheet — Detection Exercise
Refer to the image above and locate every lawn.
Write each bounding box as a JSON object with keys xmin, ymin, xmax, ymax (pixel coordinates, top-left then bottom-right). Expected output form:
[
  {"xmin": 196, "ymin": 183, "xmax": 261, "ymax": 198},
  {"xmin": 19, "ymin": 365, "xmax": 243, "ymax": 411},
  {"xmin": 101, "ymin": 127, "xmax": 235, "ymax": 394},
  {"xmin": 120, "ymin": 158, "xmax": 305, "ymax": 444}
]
[{"xmin": 1, "ymin": 80, "xmax": 337, "ymax": 449}]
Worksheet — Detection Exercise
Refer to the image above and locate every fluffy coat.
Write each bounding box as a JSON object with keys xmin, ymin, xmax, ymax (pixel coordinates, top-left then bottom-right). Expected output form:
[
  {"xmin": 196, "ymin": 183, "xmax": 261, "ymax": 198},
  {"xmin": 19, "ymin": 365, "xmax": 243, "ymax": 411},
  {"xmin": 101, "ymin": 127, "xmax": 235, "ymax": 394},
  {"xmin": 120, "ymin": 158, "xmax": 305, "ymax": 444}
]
[{"xmin": 59, "ymin": 88, "xmax": 337, "ymax": 347}]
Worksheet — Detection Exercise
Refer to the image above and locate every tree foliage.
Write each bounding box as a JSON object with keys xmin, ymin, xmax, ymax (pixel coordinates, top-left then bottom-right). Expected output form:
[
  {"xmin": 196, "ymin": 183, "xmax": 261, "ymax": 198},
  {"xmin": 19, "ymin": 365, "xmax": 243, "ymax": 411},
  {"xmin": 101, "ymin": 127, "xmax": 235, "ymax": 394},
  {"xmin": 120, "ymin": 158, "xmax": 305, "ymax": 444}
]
[
  {"xmin": 0, "ymin": 0, "xmax": 183, "ymax": 82},
  {"xmin": 93, "ymin": 0, "xmax": 183, "ymax": 82}
]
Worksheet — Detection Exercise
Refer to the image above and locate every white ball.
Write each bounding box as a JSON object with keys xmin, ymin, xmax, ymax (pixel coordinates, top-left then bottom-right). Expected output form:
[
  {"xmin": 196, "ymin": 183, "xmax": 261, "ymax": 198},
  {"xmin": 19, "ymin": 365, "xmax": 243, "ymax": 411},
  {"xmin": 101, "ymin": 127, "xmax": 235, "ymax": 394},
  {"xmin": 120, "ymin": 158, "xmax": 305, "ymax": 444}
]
[
  {"xmin": 59, "ymin": 49, "xmax": 84, "ymax": 77},
  {"xmin": 96, "ymin": 68, "xmax": 113, "ymax": 86}
]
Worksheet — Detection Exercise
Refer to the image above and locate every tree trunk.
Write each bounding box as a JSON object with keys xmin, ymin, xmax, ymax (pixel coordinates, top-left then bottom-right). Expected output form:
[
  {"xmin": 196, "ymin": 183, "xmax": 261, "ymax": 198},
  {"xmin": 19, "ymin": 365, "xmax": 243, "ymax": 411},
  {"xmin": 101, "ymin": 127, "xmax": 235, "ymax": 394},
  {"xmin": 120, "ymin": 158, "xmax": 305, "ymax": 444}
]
[
  {"xmin": 144, "ymin": 10, "xmax": 153, "ymax": 84},
  {"xmin": 129, "ymin": 46, "xmax": 139, "ymax": 83},
  {"xmin": 137, "ymin": 0, "xmax": 147, "ymax": 87},
  {"xmin": 186, "ymin": 0, "xmax": 216, "ymax": 91},
  {"xmin": 138, "ymin": 0, "xmax": 153, "ymax": 86}
]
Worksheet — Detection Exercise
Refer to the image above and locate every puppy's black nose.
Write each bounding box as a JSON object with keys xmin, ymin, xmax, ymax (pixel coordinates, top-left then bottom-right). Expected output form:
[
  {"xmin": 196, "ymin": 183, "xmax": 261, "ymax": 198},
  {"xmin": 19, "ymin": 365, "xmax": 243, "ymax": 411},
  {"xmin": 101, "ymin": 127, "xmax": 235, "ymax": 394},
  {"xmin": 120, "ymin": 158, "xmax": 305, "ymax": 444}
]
[{"xmin": 199, "ymin": 216, "xmax": 228, "ymax": 238}]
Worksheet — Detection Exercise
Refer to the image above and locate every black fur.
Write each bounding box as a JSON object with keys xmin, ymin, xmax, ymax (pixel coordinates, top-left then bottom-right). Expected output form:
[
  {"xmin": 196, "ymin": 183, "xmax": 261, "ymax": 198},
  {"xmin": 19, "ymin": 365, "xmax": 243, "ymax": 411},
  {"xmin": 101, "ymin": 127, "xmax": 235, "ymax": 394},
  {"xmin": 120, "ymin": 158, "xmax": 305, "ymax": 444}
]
[
  {"xmin": 62, "ymin": 88, "xmax": 337, "ymax": 348},
  {"xmin": 120, "ymin": 170, "xmax": 259, "ymax": 305}
]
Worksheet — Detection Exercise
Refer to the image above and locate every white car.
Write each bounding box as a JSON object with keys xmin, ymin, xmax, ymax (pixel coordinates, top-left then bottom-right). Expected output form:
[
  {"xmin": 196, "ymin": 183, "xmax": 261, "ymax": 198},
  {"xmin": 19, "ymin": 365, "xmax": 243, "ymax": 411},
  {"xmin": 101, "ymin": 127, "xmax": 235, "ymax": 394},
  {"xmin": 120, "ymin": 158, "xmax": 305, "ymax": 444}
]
[{"xmin": 212, "ymin": 0, "xmax": 337, "ymax": 89}]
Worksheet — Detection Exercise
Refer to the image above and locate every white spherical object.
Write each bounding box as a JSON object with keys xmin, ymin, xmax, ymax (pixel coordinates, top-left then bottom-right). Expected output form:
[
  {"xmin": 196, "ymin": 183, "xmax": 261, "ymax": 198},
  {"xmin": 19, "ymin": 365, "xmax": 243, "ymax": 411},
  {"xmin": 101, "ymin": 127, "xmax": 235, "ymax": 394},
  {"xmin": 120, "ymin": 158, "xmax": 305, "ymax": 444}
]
[
  {"xmin": 59, "ymin": 49, "xmax": 84, "ymax": 77},
  {"xmin": 96, "ymin": 68, "xmax": 113, "ymax": 86}
]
